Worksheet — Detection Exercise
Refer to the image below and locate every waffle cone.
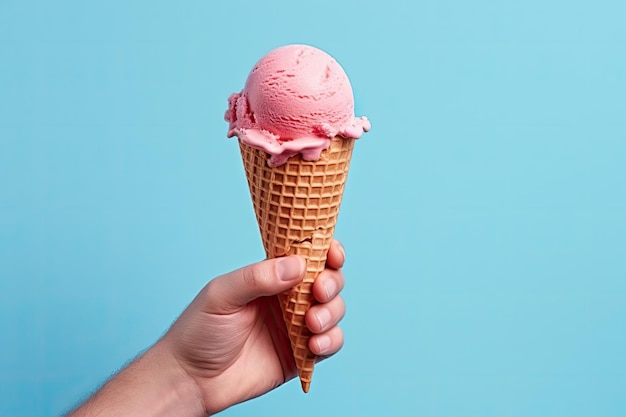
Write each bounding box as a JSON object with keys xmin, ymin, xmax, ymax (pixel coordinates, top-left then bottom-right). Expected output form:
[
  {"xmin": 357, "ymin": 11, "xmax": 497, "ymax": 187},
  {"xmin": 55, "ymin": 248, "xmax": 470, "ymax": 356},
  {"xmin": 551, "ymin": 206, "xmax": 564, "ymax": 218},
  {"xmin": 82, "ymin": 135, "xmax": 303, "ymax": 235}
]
[{"xmin": 239, "ymin": 137, "xmax": 354, "ymax": 393}]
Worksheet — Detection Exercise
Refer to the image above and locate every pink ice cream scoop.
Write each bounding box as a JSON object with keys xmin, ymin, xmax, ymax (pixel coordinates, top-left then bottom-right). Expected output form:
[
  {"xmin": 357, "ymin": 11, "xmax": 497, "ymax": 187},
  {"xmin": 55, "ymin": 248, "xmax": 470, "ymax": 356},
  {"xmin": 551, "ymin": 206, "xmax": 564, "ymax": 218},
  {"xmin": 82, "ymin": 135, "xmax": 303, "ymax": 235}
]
[{"xmin": 225, "ymin": 44, "xmax": 370, "ymax": 167}]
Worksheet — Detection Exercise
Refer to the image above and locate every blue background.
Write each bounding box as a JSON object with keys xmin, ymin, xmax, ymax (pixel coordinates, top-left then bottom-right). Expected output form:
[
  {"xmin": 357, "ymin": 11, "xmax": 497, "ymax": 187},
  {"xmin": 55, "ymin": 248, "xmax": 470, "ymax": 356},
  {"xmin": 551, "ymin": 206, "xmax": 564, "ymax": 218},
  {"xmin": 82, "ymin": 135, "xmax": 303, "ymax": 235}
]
[{"xmin": 1, "ymin": 1, "xmax": 625, "ymax": 416}]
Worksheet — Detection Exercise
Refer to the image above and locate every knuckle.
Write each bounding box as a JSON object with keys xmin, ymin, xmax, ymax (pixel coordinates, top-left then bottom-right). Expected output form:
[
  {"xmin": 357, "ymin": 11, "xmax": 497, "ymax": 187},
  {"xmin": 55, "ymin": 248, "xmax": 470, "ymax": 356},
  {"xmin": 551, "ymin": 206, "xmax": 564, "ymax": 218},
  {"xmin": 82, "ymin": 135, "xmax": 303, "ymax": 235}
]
[
  {"xmin": 335, "ymin": 270, "xmax": 345, "ymax": 290},
  {"xmin": 329, "ymin": 296, "xmax": 346, "ymax": 324},
  {"xmin": 335, "ymin": 328, "xmax": 345, "ymax": 349},
  {"xmin": 242, "ymin": 262, "xmax": 272, "ymax": 289},
  {"xmin": 241, "ymin": 264, "xmax": 258, "ymax": 288}
]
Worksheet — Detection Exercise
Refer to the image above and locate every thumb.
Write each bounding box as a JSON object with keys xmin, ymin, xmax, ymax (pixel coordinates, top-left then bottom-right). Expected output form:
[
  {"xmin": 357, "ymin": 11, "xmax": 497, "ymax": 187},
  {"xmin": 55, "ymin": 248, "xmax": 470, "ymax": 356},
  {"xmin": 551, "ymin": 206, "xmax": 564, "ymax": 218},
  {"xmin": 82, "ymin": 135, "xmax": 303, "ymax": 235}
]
[{"xmin": 204, "ymin": 256, "xmax": 305, "ymax": 313}]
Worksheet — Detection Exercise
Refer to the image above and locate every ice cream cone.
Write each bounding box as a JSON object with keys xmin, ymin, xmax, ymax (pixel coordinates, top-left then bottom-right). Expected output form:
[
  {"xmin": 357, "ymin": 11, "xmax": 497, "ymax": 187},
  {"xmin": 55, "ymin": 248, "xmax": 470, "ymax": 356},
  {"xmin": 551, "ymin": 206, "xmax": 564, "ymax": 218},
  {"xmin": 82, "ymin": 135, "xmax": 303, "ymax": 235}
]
[{"xmin": 239, "ymin": 136, "xmax": 355, "ymax": 393}]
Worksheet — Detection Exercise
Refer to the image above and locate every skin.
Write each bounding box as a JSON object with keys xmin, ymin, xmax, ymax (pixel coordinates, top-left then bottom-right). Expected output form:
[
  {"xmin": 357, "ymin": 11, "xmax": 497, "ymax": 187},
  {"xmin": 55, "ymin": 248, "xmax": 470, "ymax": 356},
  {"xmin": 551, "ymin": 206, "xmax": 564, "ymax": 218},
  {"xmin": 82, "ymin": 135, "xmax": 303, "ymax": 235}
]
[{"xmin": 67, "ymin": 239, "xmax": 347, "ymax": 416}]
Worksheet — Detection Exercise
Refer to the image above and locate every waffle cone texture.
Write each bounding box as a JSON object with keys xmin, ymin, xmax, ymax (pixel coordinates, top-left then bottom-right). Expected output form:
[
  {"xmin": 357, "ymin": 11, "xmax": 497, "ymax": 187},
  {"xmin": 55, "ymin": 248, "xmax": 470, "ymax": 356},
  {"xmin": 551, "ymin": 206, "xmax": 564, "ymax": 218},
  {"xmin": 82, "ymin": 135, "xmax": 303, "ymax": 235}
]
[{"xmin": 239, "ymin": 137, "xmax": 354, "ymax": 393}]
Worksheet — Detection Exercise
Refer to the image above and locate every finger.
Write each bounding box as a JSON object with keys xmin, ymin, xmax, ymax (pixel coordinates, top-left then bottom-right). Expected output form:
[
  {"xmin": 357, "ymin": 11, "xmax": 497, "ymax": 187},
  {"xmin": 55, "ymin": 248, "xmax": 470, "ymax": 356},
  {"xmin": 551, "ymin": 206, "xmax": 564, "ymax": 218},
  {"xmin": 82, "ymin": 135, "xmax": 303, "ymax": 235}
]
[
  {"xmin": 203, "ymin": 256, "xmax": 305, "ymax": 314},
  {"xmin": 326, "ymin": 239, "xmax": 345, "ymax": 270},
  {"xmin": 305, "ymin": 294, "xmax": 346, "ymax": 334},
  {"xmin": 312, "ymin": 268, "xmax": 345, "ymax": 303},
  {"xmin": 309, "ymin": 326, "xmax": 344, "ymax": 357}
]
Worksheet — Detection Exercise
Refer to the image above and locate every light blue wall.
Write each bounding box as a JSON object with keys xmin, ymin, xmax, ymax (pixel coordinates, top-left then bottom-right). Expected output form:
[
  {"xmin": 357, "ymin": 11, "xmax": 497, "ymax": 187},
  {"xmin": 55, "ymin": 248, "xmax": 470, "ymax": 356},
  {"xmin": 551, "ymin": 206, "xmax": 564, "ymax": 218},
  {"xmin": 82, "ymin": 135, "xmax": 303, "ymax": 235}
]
[{"xmin": 1, "ymin": 1, "xmax": 625, "ymax": 416}]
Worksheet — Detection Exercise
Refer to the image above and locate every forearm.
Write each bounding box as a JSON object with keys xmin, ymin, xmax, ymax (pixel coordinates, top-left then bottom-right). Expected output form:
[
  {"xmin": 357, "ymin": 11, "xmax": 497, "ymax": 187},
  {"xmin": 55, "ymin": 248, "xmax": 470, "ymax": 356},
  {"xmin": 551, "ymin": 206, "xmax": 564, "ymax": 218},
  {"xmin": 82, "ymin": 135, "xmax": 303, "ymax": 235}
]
[{"xmin": 67, "ymin": 342, "xmax": 206, "ymax": 417}]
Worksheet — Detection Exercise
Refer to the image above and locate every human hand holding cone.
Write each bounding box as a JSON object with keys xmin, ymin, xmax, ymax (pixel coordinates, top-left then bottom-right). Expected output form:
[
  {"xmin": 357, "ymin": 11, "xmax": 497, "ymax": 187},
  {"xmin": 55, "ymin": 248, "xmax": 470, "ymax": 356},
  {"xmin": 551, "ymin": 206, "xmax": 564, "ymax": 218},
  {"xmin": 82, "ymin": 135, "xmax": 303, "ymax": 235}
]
[{"xmin": 225, "ymin": 44, "xmax": 369, "ymax": 391}]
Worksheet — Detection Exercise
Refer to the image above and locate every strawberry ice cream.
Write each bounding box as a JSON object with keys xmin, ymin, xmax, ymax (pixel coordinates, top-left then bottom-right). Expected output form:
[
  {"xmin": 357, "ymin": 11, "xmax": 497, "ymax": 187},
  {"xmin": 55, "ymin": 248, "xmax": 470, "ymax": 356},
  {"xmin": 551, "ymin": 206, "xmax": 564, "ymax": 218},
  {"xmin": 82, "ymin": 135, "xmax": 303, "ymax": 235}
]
[{"xmin": 225, "ymin": 44, "xmax": 370, "ymax": 167}]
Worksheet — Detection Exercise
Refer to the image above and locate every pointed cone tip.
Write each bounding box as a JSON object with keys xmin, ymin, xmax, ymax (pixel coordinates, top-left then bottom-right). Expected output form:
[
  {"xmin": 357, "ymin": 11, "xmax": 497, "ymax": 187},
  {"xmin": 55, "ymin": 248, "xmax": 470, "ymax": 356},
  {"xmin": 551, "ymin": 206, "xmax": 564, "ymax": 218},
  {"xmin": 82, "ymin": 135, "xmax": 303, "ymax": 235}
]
[{"xmin": 301, "ymin": 379, "xmax": 310, "ymax": 393}]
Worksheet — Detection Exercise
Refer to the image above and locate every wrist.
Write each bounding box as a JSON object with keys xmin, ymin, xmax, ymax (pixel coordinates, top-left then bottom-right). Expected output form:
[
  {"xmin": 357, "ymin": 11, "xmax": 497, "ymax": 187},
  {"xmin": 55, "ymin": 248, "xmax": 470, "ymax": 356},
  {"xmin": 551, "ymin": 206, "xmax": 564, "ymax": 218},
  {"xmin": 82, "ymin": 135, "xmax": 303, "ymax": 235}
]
[
  {"xmin": 144, "ymin": 341, "xmax": 207, "ymax": 417},
  {"xmin": 68, "ymin": 342, "xmax": 206, "ymax": 417}
]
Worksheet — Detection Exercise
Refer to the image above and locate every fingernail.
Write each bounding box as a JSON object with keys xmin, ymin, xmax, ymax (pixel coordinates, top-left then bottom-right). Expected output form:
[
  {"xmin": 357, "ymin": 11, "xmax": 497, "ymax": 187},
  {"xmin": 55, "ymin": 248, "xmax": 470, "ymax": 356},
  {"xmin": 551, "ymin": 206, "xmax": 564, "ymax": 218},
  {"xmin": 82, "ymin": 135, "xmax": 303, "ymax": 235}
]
[
  {"xmin": 316, "ymin": 334, "xmax": 331, "ymax": 354},
  {"xmin": 316, "ymin": 308, "xmax": 332, "ymax": 330},
  {"xmin": 324, "ymin": 279, "xmax": 338, "ymax": 300},
  {"xmin": 278, "ymin": 256, "xmax": 305, "ymax": 281}
]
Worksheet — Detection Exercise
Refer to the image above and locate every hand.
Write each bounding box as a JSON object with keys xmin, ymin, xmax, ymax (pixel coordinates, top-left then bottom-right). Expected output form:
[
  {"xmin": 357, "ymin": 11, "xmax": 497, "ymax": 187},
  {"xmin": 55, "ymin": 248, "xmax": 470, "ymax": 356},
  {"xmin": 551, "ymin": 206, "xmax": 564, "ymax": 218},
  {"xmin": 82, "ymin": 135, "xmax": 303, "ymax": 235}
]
[
  {"xmin": 67, "ymin": 240, "xmax": 346, "ymax": 417},
  {"xmin": 159, "ymin": 239, "xmax": 347, "ymax": 414}
]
